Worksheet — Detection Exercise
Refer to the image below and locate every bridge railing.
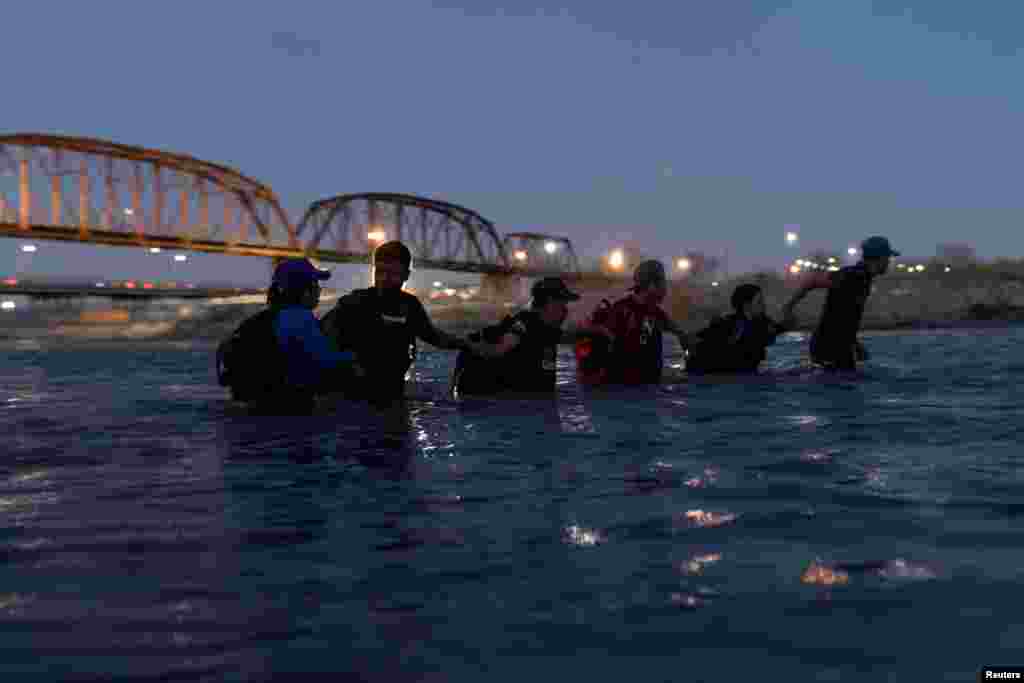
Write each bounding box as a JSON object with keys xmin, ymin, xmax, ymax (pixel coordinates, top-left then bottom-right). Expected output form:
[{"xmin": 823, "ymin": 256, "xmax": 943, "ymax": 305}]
[
  {"xmin": 0, "ymin": 134, "xmax": 603, "ymax": 278},
  {"xmin": 0, "ymin": 134, "xmax": 300, "ymax": 258}
]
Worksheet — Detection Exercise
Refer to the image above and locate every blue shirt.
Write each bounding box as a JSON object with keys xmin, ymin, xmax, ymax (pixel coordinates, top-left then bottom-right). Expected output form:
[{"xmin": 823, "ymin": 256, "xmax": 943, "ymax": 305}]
[{"xmin": 273, "ymin": 306, "xmax": 355, "ymax": 388}]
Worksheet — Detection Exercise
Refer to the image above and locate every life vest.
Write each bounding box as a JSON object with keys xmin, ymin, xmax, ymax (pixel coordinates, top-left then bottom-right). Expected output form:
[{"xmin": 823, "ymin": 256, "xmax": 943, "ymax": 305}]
[
  {"xmin": 452, "ymin": 311, "xmax": 559, "ymax": 396},
  {"xmin": 321, "ymin": 288, "xmax": 418, "ymax": 399},
  {"xmin": 215, "ymin": 308, "xmax": 286, "ymax": 402}
]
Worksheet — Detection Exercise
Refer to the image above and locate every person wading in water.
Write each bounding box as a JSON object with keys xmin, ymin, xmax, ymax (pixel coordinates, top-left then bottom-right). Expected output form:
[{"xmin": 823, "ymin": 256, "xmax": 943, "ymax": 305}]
[{"xmin": 781, "ymin": 235, "xmax": 900, "ymax": 371}]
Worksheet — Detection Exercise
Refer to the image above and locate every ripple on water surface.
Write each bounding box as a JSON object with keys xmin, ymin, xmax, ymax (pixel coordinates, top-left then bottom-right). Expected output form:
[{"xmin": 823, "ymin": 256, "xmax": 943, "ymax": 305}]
[{"xmin": 0, "ymin": 330, "xmax": 1022, "ymax": 680}]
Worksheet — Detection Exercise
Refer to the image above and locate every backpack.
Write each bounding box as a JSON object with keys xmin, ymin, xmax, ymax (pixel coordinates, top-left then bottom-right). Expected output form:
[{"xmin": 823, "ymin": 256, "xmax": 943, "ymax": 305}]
[
  {"xmin": 215, "ymin": 309, "xmax": 286, "ymax": 401},
  {"xmin": 450, "ymin": 317, "xmax": 514, "ymax": 397},
  {"xmin": 574, "ymin": 299, "xmax": 614, "ymax": 385}
]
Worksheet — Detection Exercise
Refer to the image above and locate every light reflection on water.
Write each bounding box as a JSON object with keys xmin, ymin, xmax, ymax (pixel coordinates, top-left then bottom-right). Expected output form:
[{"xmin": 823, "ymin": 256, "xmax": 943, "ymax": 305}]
[{"xmin": 0, "ymin": 328, "xmax": 1021, "ymax": 680}]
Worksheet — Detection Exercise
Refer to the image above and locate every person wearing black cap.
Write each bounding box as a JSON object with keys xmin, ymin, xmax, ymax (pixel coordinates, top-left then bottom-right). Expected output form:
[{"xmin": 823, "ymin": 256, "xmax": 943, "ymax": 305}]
[
  {"xmin": 581, "ymin": 259, "xmax": 692, "ymax": 385},
  {"xmin": 451, "ymin": 277, "xmax": 582, "ymax": 396},
  {"xmin": 686, "ymin": 283, "xmax": 794, "ymax": 374},
  {"xmin": 781, "ymin": 235, "xmax": 900, "ymax": 371},
  {"xmin": 215, "ymin": 257, "xmax": 362, "ymax": 413},
  {"xmin": 320, "ymin": 241, "xmax": 476, "ymax": 404}
]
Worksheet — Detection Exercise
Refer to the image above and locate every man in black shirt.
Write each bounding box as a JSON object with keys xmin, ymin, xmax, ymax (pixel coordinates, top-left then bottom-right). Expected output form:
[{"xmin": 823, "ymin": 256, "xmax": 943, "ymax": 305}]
[
  {"xmin": 321, "ymin": 241, "xmax": 475, "ymax": 403},
  {"xmin": 781, "ymin": 235, "xmax": 900, "ymax": 371},
  {"xmin": 451, "ymin": 277, "xmax": 581, "ymax": 397}
]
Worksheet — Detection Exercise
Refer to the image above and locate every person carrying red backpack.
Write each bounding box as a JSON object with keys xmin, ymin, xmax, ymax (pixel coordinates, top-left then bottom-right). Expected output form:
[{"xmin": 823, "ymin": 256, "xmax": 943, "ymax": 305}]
[{"xmin": 575, "ymin": 260, "xmax": 693, "ymax": 386}]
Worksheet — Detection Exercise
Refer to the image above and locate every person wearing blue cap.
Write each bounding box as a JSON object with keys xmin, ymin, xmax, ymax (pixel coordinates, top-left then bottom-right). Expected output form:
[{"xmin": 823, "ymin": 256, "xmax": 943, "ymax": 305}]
[
  {"xmin": 781, "ymin": 235, "xmax": 900, "ymax": 371},
  {"xmin": 215, "ymin": 257, "xmax": 361, "ymax": 412}
]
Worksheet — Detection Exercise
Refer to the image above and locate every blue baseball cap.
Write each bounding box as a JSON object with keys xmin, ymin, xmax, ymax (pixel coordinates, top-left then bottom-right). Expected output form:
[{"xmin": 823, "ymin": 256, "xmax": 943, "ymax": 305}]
[
  {"xmin": 272, "ymin": 258, "xmax": 331, "ymax": 289},
  {"xmin": 860, "ymin": 236, "xmax": 900, "ymax": 259}
]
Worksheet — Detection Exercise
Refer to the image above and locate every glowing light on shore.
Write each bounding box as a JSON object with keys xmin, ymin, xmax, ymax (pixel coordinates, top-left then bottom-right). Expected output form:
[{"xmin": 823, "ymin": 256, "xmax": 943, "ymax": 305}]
[{"xmin": 608, "ymin": 249, "xmax": 624, "ymax": 270}]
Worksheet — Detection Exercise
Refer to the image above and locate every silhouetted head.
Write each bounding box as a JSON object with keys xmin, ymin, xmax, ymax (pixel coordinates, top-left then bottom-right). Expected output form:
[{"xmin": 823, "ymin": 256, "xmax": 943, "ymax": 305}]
[
  {"xmin": 631, "ymin": 260, "xmax": 668, "ymax": 305},
  {"xmin": 372, "ymin": 241, "xmax": 412, "ymax": 291},
  {"xmin": 268, "ymin": 258, "xmax": 331, "ymax": 309},
  {"xmin": 530, "ymin": 277, "xmax": 581, "ymax": 328},
  {"xmin": 860, "ymin": 236, "xmax": 900, "ymax": 277},
  {"xmin": 730, "ymin": 283, "xmax": 765, "ymax": 318}
]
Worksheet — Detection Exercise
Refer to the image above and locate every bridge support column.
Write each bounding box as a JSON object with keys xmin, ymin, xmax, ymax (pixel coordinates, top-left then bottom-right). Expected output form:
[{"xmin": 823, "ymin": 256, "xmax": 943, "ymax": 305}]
[{"xmin": 479, "ymin": 272, "xmax": 528, "ymax": 302}]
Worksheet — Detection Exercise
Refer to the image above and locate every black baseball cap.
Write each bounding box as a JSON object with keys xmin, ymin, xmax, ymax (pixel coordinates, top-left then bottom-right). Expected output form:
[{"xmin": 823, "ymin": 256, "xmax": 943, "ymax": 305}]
[{"xmin": 531, "ymin": 277, "xmax": 580, "ymax": 302}]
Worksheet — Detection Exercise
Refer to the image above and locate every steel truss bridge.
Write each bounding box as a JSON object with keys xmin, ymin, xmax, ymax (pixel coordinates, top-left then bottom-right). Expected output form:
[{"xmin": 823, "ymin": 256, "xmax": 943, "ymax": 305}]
[{"xmin": 0, "ymin": 134, "xmax": 591, "ymax": 278}]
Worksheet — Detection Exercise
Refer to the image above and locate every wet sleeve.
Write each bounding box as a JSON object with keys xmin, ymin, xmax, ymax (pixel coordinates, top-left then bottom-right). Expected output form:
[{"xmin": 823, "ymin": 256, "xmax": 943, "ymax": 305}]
[
  {"xmin": 278, "ymin": 308, "xmax": 356, "ymax": 369},
  {"xmin": 409, "ymin": 297, "xmax": 447, "ymax": 347},
  {"xmin": 794, "ymin": 270, "xmax": 835, "ymax": 290}
]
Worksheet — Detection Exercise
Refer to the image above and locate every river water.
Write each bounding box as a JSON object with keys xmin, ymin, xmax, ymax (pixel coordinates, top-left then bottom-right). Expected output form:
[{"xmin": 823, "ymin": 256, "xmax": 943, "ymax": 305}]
[{"xmin": 1, "ymin": 327, "xmax": 1021, "ymax": 681}]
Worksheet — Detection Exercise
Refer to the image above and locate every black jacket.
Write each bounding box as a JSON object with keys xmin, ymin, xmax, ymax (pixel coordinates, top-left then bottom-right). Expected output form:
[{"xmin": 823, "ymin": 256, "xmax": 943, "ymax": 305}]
[
  {"xmin": 688, "ymin": 313, "xmax": 786, "ymax": 374},
  {"xmin": 453, "ymin": 311, "xmax": 562, "ymax": 395}
]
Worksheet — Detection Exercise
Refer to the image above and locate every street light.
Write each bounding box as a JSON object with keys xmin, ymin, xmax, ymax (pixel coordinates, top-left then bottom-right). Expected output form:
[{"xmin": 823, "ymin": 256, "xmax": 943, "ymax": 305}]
[
  {"xmin": 608, "ymin": 249, "xmax": 624, "ymax": 270},
  {"xmin": 544, "ymin": 241, "xmax": 558, "ymax": 254},
  {"xmin": 785, "ymin": 231, "xmax": 799, "ymax": 245},
  {"xmin": 676, "ymin": 257, "xmax": 691, "ymax": 272},
  {"xmin": 367, "ymin": 229, "xmax": 386, "ymax": 243},
  {"xmin": 847, "ymin": 247, "xmax": 858, "ymax": 256},
  {"xmin": 513, "ymin": 250, "xmax": 527, "ymax": 261}
]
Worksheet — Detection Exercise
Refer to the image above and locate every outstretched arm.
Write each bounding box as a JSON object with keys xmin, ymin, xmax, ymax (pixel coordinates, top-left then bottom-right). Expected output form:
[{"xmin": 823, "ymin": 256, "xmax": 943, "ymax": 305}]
[
  {"xmin": 470, "ymin": 331, "xmax": 522, "ymax": 359},
  {"xmin": 411, "ymin": 299, "xmax": 473, "ymax": 352},
  {"xmin": 781, "ymin": 271, "xmax": 832, "ymax": 318}
]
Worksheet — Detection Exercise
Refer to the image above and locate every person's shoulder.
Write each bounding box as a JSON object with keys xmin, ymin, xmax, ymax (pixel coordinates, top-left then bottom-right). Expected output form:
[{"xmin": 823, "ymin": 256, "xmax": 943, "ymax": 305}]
[
  {"xmin": 840, "ymin": 264, "xmax": 869, "ymax": 278},
  {"xmin": 398, "ymin": 289, "xmax": 427, "ymax": 310},
  {"xmin": 276, "ymin": 306, "xmax": 315, "ymax": 324},
  {"xmin": 699, "ymin": 313, "xmax": 735, "ymax": 336},
  {"xmin": 342, "ymin": 287, "xmax": 375, "ymax": 302},
  {"xmin": 508, "ymin": 311, "xmax": 534, "ymax": 334}
]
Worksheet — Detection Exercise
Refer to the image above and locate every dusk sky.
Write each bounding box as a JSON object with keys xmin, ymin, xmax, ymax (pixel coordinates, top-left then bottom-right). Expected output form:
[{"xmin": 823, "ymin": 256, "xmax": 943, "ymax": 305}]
[{"xmin": 3, "ymin": 0, "xmax": 1024, "ymax": 287}]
